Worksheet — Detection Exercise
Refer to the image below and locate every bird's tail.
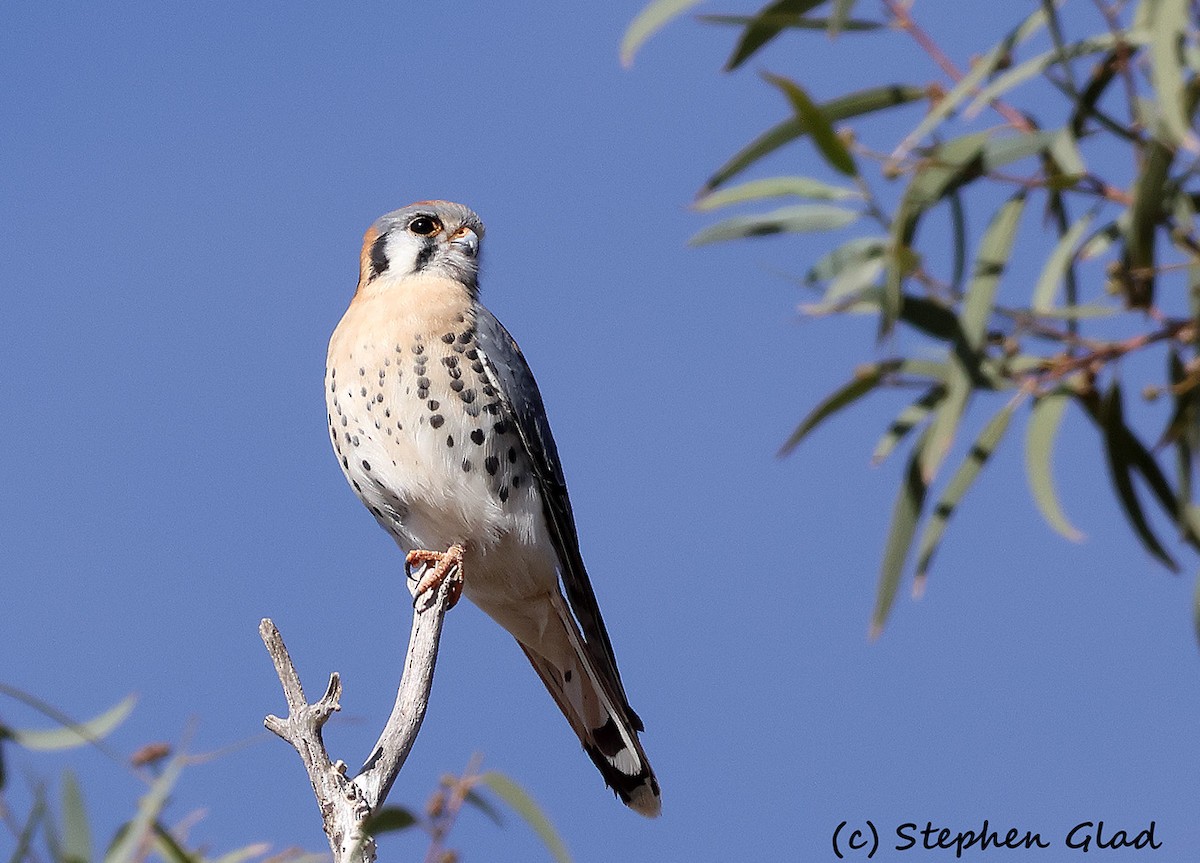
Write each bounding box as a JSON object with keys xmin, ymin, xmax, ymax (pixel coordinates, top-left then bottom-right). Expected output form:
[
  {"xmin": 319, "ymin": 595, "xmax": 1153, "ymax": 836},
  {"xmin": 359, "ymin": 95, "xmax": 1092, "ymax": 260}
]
[{"xmin": 519, "ymin": 591, "xmax": 661, "ymax": 817}]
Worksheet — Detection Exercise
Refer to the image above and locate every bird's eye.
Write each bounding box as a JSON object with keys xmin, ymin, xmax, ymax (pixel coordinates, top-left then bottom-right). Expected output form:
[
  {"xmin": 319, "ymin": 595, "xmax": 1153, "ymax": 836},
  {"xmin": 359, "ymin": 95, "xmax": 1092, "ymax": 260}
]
[{"xmin": 409, "ymin": 216, "xmax": 441, "ymax": 236}]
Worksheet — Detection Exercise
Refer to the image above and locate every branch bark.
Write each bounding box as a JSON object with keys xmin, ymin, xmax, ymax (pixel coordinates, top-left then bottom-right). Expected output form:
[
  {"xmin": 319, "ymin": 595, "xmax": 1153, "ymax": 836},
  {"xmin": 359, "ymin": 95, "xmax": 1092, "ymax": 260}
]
[{"xmin": 260, "ymin": 570, "xmax": 459, "ymax": 863}]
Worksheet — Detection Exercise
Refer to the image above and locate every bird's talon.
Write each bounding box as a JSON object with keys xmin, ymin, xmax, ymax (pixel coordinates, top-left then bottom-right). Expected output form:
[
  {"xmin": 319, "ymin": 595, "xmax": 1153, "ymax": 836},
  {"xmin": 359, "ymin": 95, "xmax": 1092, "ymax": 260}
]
[{"xmin": 408, "ymin": 544, "xmax": 465, "ymax": 608}]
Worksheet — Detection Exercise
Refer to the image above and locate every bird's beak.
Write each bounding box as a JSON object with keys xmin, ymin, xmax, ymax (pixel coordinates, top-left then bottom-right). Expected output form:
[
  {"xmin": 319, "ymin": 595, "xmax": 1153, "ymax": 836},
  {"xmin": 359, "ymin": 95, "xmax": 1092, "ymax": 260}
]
[{"xmin": 450, "ymin": 227, "xmax": 479, "ymax": 257}]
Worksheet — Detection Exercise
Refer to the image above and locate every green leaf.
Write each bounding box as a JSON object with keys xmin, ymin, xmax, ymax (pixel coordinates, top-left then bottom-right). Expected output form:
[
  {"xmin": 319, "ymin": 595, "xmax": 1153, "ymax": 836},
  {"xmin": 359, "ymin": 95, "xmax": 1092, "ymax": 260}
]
[
  {"xmin": 960, "ymin": 192, "xmax": 1026, "ymax": 350},
  {"xmin": 1025, "ymin": 390, "xmax": 1084, "ymax": 542},
  {"xmin": 872, "ymin": 428, "xmax": 930, "ymax": 638},
  {"xmin": 920, "ymin": 362, "xmax": 971, "ymax": 484},
  {"xmin": 695, "ymin": 176, "xmax": 858, "ymax": 211},
  {"xmin": 152, "ymin": 824, "xmax": 200, "ymax": 863},
  {"xmin": 1032, "ymin": 210, "xmax": 1095, "ymax": 312},
  {"xmin": 828, "ymin": 0, "xmax": 856, "ymax": 36},
  {"xmin": 1193, "ymin": 570, "xmax": 1200, "ymax": 648},
  {"xmin": 948, "ymin": 190, "xmax": 967, "ymax": 293},
  {"xmin": 209, "ymin": 844, "xmax": 273, "ymax": 863},
  {"xmin": 703, "ymin": 85, "xmax": 925, "ymax": 191},
  {"xmin": 464, "ymin": 788, "xmax": 505, "ymax": 826},
  {"xmin": 364, "ymin": 806, "xmax": 418, "ymax": 835},
  {"xmin": 1069, "ymin": 50, "xmax": 1126, "ymax": 139},
  {"xmin": 779, "ymin": 363, "xmax": 890, "ymax": 456},
  {"xmin": 1124, "ymin": 130, "xmax": 1175, "ymax": 308},
  {"xmin": 1148, "ymin": 0, "xmax": 1199, "ymax": 151},
  {"xmin": 480, "ymin": 772, "xmax": 571, "ymax": 863},
  {"xmin": 967, "ymin": 31, "xmax": 1149, "ymax": 117},
  {"xmin": 890, "ymin": 3, "xmax": 1054, "ymax": 161},
  {"xmin": 762, "ymin": 73, "xmax": 858, "ymax": 176},
  {"xmin": 620, "ymin": 0, "xmax": 704, "ymax": 67},
  {"xmin": 689, "ymin": 203, "xmax": 858, "ymax": 245},
  {"xmin": 699, "ymin": 13, "xmax": 882, "ymax": 32},
  {"xmin": 872, "ymin": 385, "xmax": 945, "ymax": 465},
  {"xmin": 885, "ymin": 131, "xmax": 990, "ymax": 336},
  {"xmin": 9, "ymin": 784, "xmax": 46, "ymax": 863},
  {"xmin": 1092, "ymin": 384, "xmax": 1180, "ymax": 572},
  {"xmin": 818, "ymin": 254, "xmax": 884, "ymax": 306},
  {"xmin": 104, "ymin": 753, "xmax": 186, "ymax": 863},
  {"xmin": 725, "ymin": 0, "xmax": 827, "ymax": 70},
  {"xmin": 805, "ymin": 236, "xmax": 887, "ymax": 284},
  {"xmin": 61, "ymin": 770, "xmax": 92, "ymax": 863},
  {"xmin": 916, "ymin": 399, "xmax": 1017, "ymax": 580},
  {"xmin": 8, "ymin": 694, "xmax": 136, "ymax": 752}
]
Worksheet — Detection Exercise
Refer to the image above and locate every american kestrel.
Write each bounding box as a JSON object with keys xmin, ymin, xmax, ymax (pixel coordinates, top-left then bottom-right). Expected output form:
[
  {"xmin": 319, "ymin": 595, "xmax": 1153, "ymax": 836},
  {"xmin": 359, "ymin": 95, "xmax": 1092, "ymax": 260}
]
[{"xmin": 325, "ymin": 201, "xmax": 661, "ymax": 817}]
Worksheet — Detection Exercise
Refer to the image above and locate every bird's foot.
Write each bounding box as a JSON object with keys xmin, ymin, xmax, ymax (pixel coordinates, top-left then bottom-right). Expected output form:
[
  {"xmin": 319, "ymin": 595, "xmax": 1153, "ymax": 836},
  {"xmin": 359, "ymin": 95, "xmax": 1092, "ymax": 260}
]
[{"xmin": 405, "ymin": 544, "xmax": 465, "ymax": 609}]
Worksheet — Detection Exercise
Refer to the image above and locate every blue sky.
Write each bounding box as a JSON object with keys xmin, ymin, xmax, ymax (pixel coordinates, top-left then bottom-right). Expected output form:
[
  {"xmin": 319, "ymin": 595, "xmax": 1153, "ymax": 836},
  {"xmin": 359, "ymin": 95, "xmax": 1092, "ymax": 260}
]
[{"xmin": 3, "ymin": 2, "xmax": 1198, "ymax": 860}]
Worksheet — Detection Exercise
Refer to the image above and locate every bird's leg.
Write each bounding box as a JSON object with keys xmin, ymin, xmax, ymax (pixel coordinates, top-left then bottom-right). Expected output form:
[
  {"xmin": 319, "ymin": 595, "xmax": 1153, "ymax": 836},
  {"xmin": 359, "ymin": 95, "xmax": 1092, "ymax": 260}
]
[{"xmin": 405, "ymin": 544, "xmax": 465, "ymax": 609}]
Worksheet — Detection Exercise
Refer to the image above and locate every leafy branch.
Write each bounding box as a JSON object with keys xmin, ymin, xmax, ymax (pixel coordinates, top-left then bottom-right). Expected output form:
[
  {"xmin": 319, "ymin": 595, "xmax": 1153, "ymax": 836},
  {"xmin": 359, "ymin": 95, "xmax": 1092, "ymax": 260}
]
[{"xmin": 626, "ymin": 0, "xmax": 1200, "ymax": 636}]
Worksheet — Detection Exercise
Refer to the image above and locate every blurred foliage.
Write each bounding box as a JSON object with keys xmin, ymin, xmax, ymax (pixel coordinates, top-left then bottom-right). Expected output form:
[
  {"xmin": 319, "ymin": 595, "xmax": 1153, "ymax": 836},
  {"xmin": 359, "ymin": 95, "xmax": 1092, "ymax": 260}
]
[
  {"xmin": 1, "ymin": 685, "xmax": 568, "ymax": 863},
  {"xmin": 626, "ymin": 0, "xmax": 1200, "ymax": 636}
]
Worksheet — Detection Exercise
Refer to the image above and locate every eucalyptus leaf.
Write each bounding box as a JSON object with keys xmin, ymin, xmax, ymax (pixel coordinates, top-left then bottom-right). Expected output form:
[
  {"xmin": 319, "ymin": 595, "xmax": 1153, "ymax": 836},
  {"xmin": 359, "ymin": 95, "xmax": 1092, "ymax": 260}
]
[
  {"xmin": 480, "ymin": 772, "xmax": 572, "ymax": 863},
  {"xmin": 704, "ymin": 85, "xmax": 925, "ymax": 191},
  {"xmin": 690, "ymin": 204, "xmax": 859, "ymax": 245},
  {"xmin": 762, "ymin": 73, "xmax": 858, "ymax": 176},
  {"xmin": 916, "ymin": 399, "xmax": 1017, "ymax": 580},
  {"xmin": 872, "ymin": 428, "xmax": 930, "ymax": 638},
  {"xmin": 725, "ymin": 0, "xmax": 827, "ymax": 70},
  {"xmin": 9, "ymin": 694, "xmax": 136, "ymax": 752},
  {"xmin": 695, "ymin": 176, "xmax": 859, "ymax": 211},
  {"xmin": 620, "ymin": 0, "xmax": 704, "ymax": 67},
  {"xmin": 1026, "ymin": 390, "xmax": 1084, "ymax": 542}
]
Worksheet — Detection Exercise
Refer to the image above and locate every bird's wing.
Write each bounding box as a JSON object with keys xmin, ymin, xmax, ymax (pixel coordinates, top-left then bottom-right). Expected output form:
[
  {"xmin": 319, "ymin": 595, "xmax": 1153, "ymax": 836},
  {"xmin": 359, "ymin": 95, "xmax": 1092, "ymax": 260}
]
[{"xmin": 474, "ymin": 305, "xmax": 640, "ymax": 726}]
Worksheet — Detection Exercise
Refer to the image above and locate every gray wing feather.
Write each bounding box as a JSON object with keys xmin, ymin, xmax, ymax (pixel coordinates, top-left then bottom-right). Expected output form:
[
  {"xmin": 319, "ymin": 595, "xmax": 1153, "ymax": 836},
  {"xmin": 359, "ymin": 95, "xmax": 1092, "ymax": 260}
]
[{"xmin": 474, "ymin": 306, "xmax": 641, "ymax": 727}]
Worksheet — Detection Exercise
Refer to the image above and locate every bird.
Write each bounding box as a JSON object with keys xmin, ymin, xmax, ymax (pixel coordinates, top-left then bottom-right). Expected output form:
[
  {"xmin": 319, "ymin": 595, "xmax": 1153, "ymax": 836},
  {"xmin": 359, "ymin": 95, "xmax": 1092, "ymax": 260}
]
[{"xmin": 325, "ymin": 201, "xmax": 660, "ymax": 817}]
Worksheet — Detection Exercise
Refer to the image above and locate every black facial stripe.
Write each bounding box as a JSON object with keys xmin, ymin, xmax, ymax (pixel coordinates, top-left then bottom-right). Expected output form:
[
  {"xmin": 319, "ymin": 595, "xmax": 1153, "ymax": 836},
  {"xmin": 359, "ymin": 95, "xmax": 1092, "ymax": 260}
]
[
  {"xmin": 414, "ymin": 239, "xmax": 436, "ymax": 272},
  {"xmin": 369, "ymin": 231, "xmax": 390, "ymax": 280}
]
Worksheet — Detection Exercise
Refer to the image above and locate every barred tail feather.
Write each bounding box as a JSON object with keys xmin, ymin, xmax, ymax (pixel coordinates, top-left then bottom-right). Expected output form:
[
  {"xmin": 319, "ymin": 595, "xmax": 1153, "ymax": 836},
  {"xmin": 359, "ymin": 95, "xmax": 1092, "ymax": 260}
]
[{"xmin": 518, "ymin": 593, "xmax": 661, "ymax": 817}]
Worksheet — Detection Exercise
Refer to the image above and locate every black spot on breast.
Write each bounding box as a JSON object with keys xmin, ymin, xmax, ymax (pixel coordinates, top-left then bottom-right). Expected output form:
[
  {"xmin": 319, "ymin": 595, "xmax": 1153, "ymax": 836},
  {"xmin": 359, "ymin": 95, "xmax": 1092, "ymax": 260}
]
[
  {"xmin": 512, "ymin": 474, "xmax": 522, "ymax": 488},
  {"xmin": 498, "ymin": 486, "xmax": 509, "ymax": 502},
  {"xmin": 359, "ymin": 367, "xmax": 365, "ymax": 376},
  {"xmin": 458, "ymin": 331, "xmax": 472, "ymax": 344},
  {"xmin": 450, "ymin": 379, "xmax": 465, "ymax": 392},
  {"xmin": 461, "ymin": 458, "xmax": 472, "ymax": 472},
  {"xmin": 465, "ymin": 403, "xmax": 481, "ymax": 418},
  {"xmin": 362, "ymin": 460, "xmax": 371, "ymax": 471},
  {"xmin": 428, "ymin": 399, "xmax": 440, "ymax": 411},
  {"xmin": 411, "ymin": 343, "xmax": 425, "ymax": 355},
  {"xmin": 441, "ymin": 332, "xmax": 455, "ymax": 344},
  {"xmin": 494, "ymin": 420, "xmax": 509, "ymax": 435},
  {"xmin": 352, "ymin": 480, "xmax": 362, "ymax": 493},
  {"xmin": 342, "ymin": 456, "xmax": 348, "ymax": 469},
  {"xmin": 484, "ymin": 455, "xmax": 499, "ymax": 475},
  {"xmin": 430, "ymin": 414, "xmax": 445, "ymax": 429},
  {"xmin": 446, "ymin": 435, "xmax": 455, "ymax": 448},
  {"xmin": 465, "ymin": 348, "xmax": 478, "ymax": 360},
  {"xmin": 507, "ymin": 446, "xmax": 517, "ymax": 463},
  {"xmin": 442, "ymin": 355, "xmax": 458, "ymax": 368},
  {"xmin": 460, "ymin": 388, "xmax": 476, "ymax": 404},
  {"xmin": 376, "ymin": 394, "xmax": 384, "ymax": 403},
  {"xmin": 471, "ymin": 429, "xmax": 485, "ymax": 445},
  {"xmin": 417, "ymin": 377, "xmax": 430, "ymax": 390},
  {"xmin": 360, "ymin": 387, "xmax": 367, "ymax": 397},
  {"xmin": 564, "ymin": 669, "xmax": 573, "ymax": 683},
  {"xmin": 471, "ymin": 361, "xmax": 485, "ymax": 374}
]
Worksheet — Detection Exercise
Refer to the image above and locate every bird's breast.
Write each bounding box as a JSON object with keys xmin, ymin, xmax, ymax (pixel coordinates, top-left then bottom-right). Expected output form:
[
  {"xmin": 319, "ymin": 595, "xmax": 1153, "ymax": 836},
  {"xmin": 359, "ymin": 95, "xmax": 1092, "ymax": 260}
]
[{"xmin": 325, "ymin": 283, "xmax": 544, "ymax": 563}]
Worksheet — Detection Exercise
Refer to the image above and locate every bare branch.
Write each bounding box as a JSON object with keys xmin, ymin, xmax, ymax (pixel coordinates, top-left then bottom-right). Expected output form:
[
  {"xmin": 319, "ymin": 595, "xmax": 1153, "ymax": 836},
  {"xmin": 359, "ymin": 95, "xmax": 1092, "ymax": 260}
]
[{"xmin": 260, "ymin": 566, "xmax": 460, "ymax": 863}]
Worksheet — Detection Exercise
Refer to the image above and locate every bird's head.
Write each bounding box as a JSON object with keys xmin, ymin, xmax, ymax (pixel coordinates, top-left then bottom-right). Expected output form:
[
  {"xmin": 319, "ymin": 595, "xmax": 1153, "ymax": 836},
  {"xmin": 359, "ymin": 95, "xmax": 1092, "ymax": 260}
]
[{"xmin": 357, "ymin": 200, "xmax": 485, "ymax": 296}]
